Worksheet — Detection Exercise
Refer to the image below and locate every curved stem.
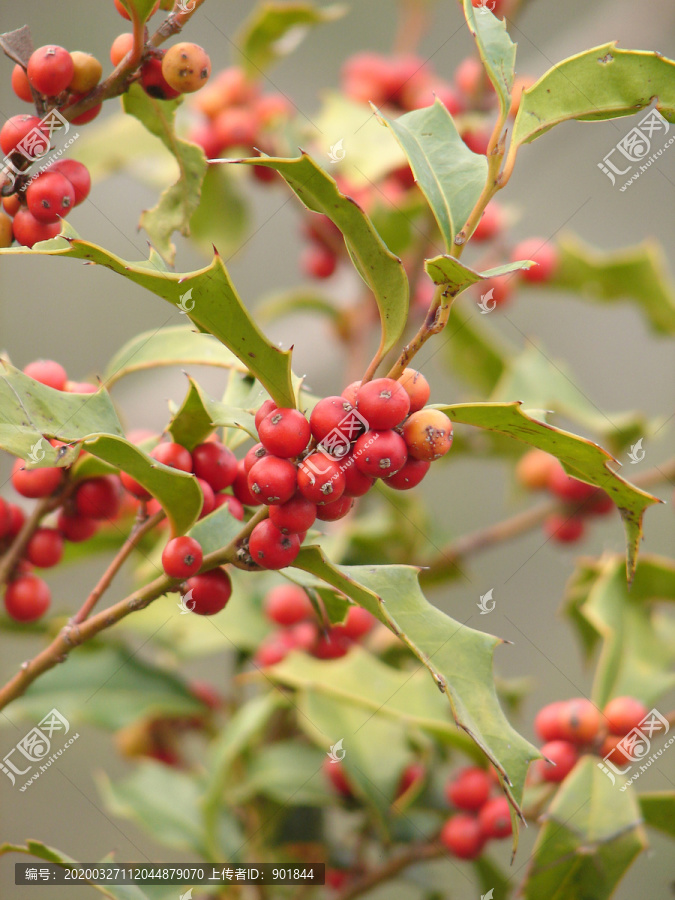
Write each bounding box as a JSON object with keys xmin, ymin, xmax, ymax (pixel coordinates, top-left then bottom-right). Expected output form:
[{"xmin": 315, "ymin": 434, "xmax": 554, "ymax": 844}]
[{"xmin": 386, "ymin": 285, "xmax": 454, "ymax": 380}]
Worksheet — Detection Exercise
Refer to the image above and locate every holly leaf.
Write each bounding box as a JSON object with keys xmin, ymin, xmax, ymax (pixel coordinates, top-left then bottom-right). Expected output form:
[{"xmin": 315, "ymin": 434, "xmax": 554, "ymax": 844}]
[
  {"xmin": 234, "ymin": 1, "xmax": 346, "ymax": 75},
  {"xmin": 232, "ymin": 740, "xmax": 331, "ymax": 806},
  {"xmin": 103, "ymin": 325, "xmax": 248, "ymax": 387},
  {"xmin": 507, "ymin": 44, "xmax": 675, "ymax": 168},
  {"xmin": 462, "ymin": 0, "xmax": 516, "ymax": 120},
  {"xmin": 189, "ymin": 164, "xmax": 249, "ymax": 257},
  {"xmin": 442, "ymin": 312, "xmax": 509, "ymax": 394},
  {"xmin": 168, "ymin": 377, "xmax": 256, "ymax": 450},
  {"xmin": 378, "ymin": 100, "xmax": 488, "ymax": 250},
  {"xmin": 116, "ymin": 0, "xmax": 160, "ymax": 21},
  {"xmin": 255, "ymin": 287, "xmax": 341, "ymax": 324},
  {"xmin": 639, "ymin": 793, "xmax": 675, "ymax": 838},
  {"xmin": 230, "ymin": 152, "xmax": 408, "ymax": 365},
  {"xmin": 439, "ymin": 401, "xmax": 660, "ymax": 582},
  {"xmin": 0, "ymin": 223, "xmax": 297, "ymax": 408},
  {"xmin": 123, "ymin": 84, "xmax": 208, "ymax": 265},
  {"xmin": 425, "ymin": 255, "xmax": 534, "ymax": 293},
  {"xmin": 292, "ymin": 548, "xmax": 540, "ymax": 835},
  {"xmin": 520, "ymin": 757, "xmax": 647, "ymax": 900},
  {"xmin": 549, "ymin": 235, "xmax": 675, "ymax": 336}
]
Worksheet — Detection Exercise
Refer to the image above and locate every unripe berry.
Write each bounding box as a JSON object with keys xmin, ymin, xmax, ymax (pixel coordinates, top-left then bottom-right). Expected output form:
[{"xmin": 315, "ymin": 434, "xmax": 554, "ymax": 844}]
[
  {"xmin": 162, "ymin": 535, "xmax": 203, "ymax": 578},
  {"xmin": 298, "ymin": 453, "xmax": 346, "ymax": 504},
  {"xmin": 557, "ymin": 698, "xmax": 600, "ymax": 745},
  {"xmin": 355, "ymin": 378, "xmax": 410, "ymax": 430},
  {"xmin": 192, "ymin": 441, "xmax": 237, "ymax": 491},
  {"xmin": 516, "ymin": 449, "xmax": 558, "ymax": 491},
  {"xmin": 402, "ymin": 409, "xmax": 453, "ymax": 461},
  {"xmin": 23, "ymin": 359, "xmax": 67, "ymax": 390},
  {"xmin": 512, "ymin": 238, "xmax": 558, "ymax": 283},
  {"xmin": 162, "ymin": 42, "xmax": 211, "ymax": 94},
  {"xmin": 258, "ymin": 408, "xmax": 311, "ymax": 458},
  {"xmin": 478, "ymin": 797, "xmax": 512, "ymax": 839},
  {"xmin": 247, "ymin": 456, "xmax": 297, "ymax": 505},
  {"xmin": 315, "ymin": 494, "xmax": 354, "ymax": 521},
  {"xmin": 397, "ymin": 368, "xmax": 430, "ymax": 413},
  {"xmin": 75, "ymin": 476, "xmax": 121, "ymax": 520},
  {"xmin": 11, "ymin": 65, "xmax": 33, "ymax": 102},
  {"xmin": 183, "ymin": 568, "xmax": 232, "ymax": 615},
  {"xmin": 11, "ymin": 458, "xmax": 63, "ymax": 499},
  {"xmin": 110, "ymin": 33, "xmax": 134, "ymax": 67},
  {"xmin": 269, "ymin": 495, "xmax": 317, "ymax": 534},
  {"xmin": 26, "ymin": 527, "xmax": 64, "ymax": 568},
  {"xmin": 445, "ymin": 767, "xmax": 491, "ymax": 811},
  {"xmin": 603, "ymin": 696, "xmax": 649, "ymax": 736},
  {"xmin": 264, "ymin": 584, "xmax": 314, "ymax": 626},
  {"xmin": 68, "ymin": 52, "xmax": 103, "ymax": 93},
  {"xmin": 439, "ymin": 814, "xmax": 485, "ymax": 859},
  {"xmin": 543, "ymin": 512, "xmax": 585, "ymax": 543},
  {"xmin": 353, "ymin": 430, "xmax": 407, "ymax": 478},
  {"xmin": 385, "ymin": 457, "xmax": 430, "ymax": 490},
  {"xmin": 538, "ymin": 740, "xmax": 578, "ymax": 783},
  {"xmin": 27, "ymin": 46, "xmax": 74, "ymax": 96},
  {"xmin": 249, "ymin": 520, "xmax": 301, "ymax": 570},
  {"xmin": 3, "ymin": 194, "xmax": 22, "ymax": 216},
  {"xmin": 26, "ymin": 173, "xmax": 76, "ymax": 224},
  {"xmin": 4, "ymin": 574, "xmax": 51, "ymax": 622},
  {"xmin": 0, "ymin": 212, "xmax": 12, "ymax": 247}
]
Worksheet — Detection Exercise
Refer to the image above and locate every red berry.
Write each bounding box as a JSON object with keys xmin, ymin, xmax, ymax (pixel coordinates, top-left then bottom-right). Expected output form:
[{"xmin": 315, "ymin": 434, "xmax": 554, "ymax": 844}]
[
  {"xmin": 26, "ymin": 527, "xmax": 64, "ymax": 568},
  {"xmin": 478, "ymin": 797, "xmax": 512, "ymax": 840},
  {"xmin": 254, "ymin": 632, "xmax": 294, "ymax": 667},
  {"xmin": 309, "ymin": 396, "xmax": 360, "ymax": 444},
  {"xmin": 162, "ymin": 535, "xmax": 203, "ymax": 578},
  {"xmin": 196, "ymin": 478, "xmax": 216, "ymax": 518},
  {"xmin": 255, "ymin": 399, "xmax": 277, "ymax": 431},
  {"xmin": 547, "ymin": 464, "xmax": 596, "ymax": 503},
  {"xmin": 0, "ymin": 499, "xmax": 10, "ymax": 540},
  {"xmin": 599, "ymin": 734, "xmax": 632, "ymax": 766},
  {"xmin": 543, "ymin": 513, "xmax": 585, "ymax": 543},
  {"xmin": 534, "ymin": 701, "xmax": 567, "ymax": 742},
  {"xmin": 557, "ymin": 698, "xmax": 600, "ymax": 745},
  {"xmin": 244, "ymin": 442, "xmax": 269, "ymax": 473},
  {"xmin": 269, "ymin": 494, "xmax": 317, "ymax": 534},
  {"xmin": 603, "ymin": 696, "xmax": 649, "ymax": 736},
  {"xmin": 446, "ymin": 767, "xmax": 491, "ymax": 811},
  {"xmin": 140, "ymin": 57, "xmax": 181, "ymax": 100},
  {"xmin": 454, "ymin": 56, "xmax": 485, "ymax": 98},
  {"xmin": 339, "ymin": 605, "xmax": 375, "ymax": 639},
  {"xmin": 477, "ymin": 276, "xmax": 512, "ymax": 310},
  {"xmin": 385, "ymin": 457, "xmax": 430, "ymax": 490},
  {"xmin": 27, "ymin": 45, "xmax": 74, "ymax": 96},
  {"xmin": 4, "ymin": 574, "xmax": 51, "ymax": 622},
  {"xmin": 402, "ymin": 410, "xmax": 453, "ymax": 461},
  {"xmin": 119, "ymin": 470, "xmax": 152, "ymax": 501},
  {"xmin": 397, "ymin": 368, "xmax": 430, "ymax": 414},
  {"xmin": 432, "ymin": 82, "xmax": 464, "ymax": 116},
  {"xmin": 0, "ymin": 115, "xmax": 44, "ymax": 156},
  {"xmin": 353, "ymin": 430, "xmax": 408, "ymax": 478},
  {"xmin": 232, "ymin": 460, "xmax": 262, "ymax": 506},
  {"xmin": 23, "ymin": 359, "xmax": 67, "ymax": 390},
  {"xmin": 539, "ymin": 740, "xmax": 578, "ymax": 782},
  {"xmin": 213, "ymin": 493, "xmax": 244, "ymax": 520},
  {"xmin": 355, "ymin": 378, "xmax": 410, "ymax": 430},
  {"xmin": 64, "ymin": 96, "xmax": 103, "ymax": 126},
  {"xmin": 323, "ymin": 757, "xmax": 353, "ymax": 797},
  {"xmin": 11, "ymin": 458, "xmax": 63, "ymax": 499},
  {"xmin": 258, "ymin": 408, "xmax": 311, "ymax": 458},
  {"xmin": 110, "ymin": 32, "xmax": 134, "ymax": 67},
  {"xmin": 26, "ymin": 173, "xmax": 75, "ymax": 224},
  {"xmin": 341, "ymin": 381, "xmax": 361, "ymax": 407},
  {"xmin": 316, "ymin": 495, "xmax": 354, "ymax": 521},
  {"xmin": 7, "ymin": 504, "xmax": 26, "ymax": 539},
  {"xmin": 213, "ymin": 106, "xmax": 259, "ymax": 150},
  {"xmin": 585, "ymin": 490, "xmax": 614, "ymax": 516},
  {"xmin": 151, "ymin": 442, "xmax": 192, "ymax": 472},
  {"xmin": 397, "ymin": 762, "xmax": 426, "ymax": 797},
  {"xmin": 57, "ymin": 510, "xmax": 98, "ymax": 542},
  {"xmin": 11, "ymin": 65, "xmax": 33, "ymax": 102},
  {"xmin": 302, "ymin": 244, "xmax": 337, "ymax": 279},
  {"xmin": 287, "ymin": 620, "xmax": 318, "ymax": 651},
  {"xmin": 472, "ymin": 203, "xmax": 503, "ymax": 242},
  {"xmin": 439, "ymin": 814, "xmax": 485, "ymax": 859},
  {"xmin": 298, "ymin": 453, "xmax": 346, "ymax": 504},
  {"xmin": 249, "ymin": 520, "xmax": 301, "ymax": 570},
  {"xmin": 247, "ymin": 456, "xmax": 297, "ymax": 506},
  {"xmin": 462, "ymin": 126, "xmax": 491, "ymax": 155},
  {"xmin": 51, "ymin": 160, "xmax": 91, "ymax": 205},
  {"xmin": 512, "ymin": 238, "xmax": 558, "ymax": 283},
  {"xmin": 342, "ymin": 455, "xmax": 375, "ymax": 497},
  {"xmin": 314, "ymin": 627, "xmax": 351, "ymax": 659},
  {"xmin": 12, "ymin": 208, "xmax": 61, "ymax": 248},
  {"xmin": 264, "ymin": 583, "xmax": 314, "ymax": 626},
  {"xmin": 75, "ymin": 476, "xmax": 121, "ymax": 520},
  {"xmin": 183, "ymin": 568, "xmax": 232, "ymax": 616},
  {"xmin": 516, "ymin": 449, "xmax": 558, "ymax": 491}
]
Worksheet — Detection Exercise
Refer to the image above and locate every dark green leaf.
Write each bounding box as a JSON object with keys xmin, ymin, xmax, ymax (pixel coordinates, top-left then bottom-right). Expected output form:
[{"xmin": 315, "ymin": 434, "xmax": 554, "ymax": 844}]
[
  {"xmin": 168, "ymin": 377, "xmax": 257, "ymax": 450},
  {"xmin": 639, "ymin": 792, "xmax": 675, "ymax": 838},
  {"xmin": 462, "ymin": 0, "xmax": 516, "ymax": 120},
  {"xmin": 123, "ymin": 84, "xmax": 208, "ymax": 265},
  {"xmin": 116, "ymin": 0, "xmax": 159, "ymax": 20},
  {"xmin": 379, "ymin": 100, "xmax": 488, "ymax": 250},
  {"xmin": 233, "ymin": 740, "xmax": 331, "ymax": 806}
]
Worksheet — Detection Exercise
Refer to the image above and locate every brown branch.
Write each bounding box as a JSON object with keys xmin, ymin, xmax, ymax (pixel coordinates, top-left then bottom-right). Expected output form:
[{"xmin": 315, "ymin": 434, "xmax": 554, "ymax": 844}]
[
  {"xmin": 336, "ymin": 842, "xmax": 448, "ymax": 900},
  {"xmin": 386, "ymin": 285, "xmax": 455, "ymax": 380},
  {"xmin": 148, "ymin": 0, "xmax": 209, "ymax": 48}
]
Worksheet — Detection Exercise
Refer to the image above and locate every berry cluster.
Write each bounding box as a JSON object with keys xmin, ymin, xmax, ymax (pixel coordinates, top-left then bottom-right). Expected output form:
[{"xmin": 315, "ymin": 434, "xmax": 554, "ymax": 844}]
[
  {"xmin": 242, "ymin": 370, "xmax": 453, "ymax": 570},
  {"xmin": 254, "ymin": 583, "xmax": 376, "ymax": 667},
  {"xmin": 532, "ymin": 695, "xmax": 649, "ymax": 784},
  {"xmin": 440, "ymin": 766, "xmax": 512, "ymax": 859},
  {"xmin": 188, "ymin": 65, "xmax": 291, "ymax": 166},
  {"xmin": 516, "ymin": 449, "xmax": 614, "ymax": 543}
]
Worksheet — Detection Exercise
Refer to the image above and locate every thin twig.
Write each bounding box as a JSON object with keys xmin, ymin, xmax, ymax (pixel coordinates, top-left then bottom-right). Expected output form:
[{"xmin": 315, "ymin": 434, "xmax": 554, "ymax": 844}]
[{"xmin": 336, "ymin": 843, "xmax": 448, "ymax": 900}]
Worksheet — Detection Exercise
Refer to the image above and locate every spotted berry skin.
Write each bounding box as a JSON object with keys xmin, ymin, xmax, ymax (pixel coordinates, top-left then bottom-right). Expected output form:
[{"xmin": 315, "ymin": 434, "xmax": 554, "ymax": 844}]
[
  {"xmin": 298, "ymin": 453, "xmax": 346, "ymax": 505},
  {"xmin": 247, "ymin": 456, "xmax": 297, "ymax": 506},
  {"xmin": 162, "ymin": 536, "xmax": 203, "ymax": 579},
  {"xmin": 353, "ymin": 431, "xmax": 407, "ymax": 478},
  {"xmin": 355, "ymin": 378, "xmax": 410, "ymax": 430},
  {"xmin": 258, "ymin": 408, "xmax": 311, "ymax": 458},
  {"xmin": 249, "ymin": 520, "xmax": 301, "ymax": 570}
]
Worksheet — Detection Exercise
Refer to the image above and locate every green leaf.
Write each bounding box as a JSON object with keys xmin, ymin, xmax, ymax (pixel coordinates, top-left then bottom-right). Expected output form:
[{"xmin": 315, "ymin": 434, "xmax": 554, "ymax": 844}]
[
  {"xmin": 234, "ymin": 1, "xmax": 346, "ymax": 75},
  {"xmin": 0, "ymin": 359, "xmax": 123, "ymax": 463},
  {"xmin": 187, "ymin": 502, "xmax": 245, "ymax": 555},
  {"xmin": 0, "ymin": 226, "xmax": 297, "ymax": 408},
  {"xmin": 509, "ymin": 44, "xmax": 675, "ymax": 159},
  {"xmin": 83, "ymin": 434, "xmax": 202, "ymax": 535},
  {"xmin": 549, "ymin": 235, "xmax": 675, "ymax": 336},
  {"xmin": 292, "ymin": 549, "xmax": 539, "ymax": 828},
  {"xmin": 442, "ymin": 312, "xmax": 509, "ymax": 394},
  {"xmin": 116, "ymin": 0, "xmax": 159, "ymax": 21},
  {"xmin": 439, "ymin": 401, "xmax": 660, "ymax": 582},
  {"xmin": 462, "ymin": 0, "xmax": 516, "ymax": 120},
  {"xmin": 123, "ymin": 84, "xmax": 208, "ymax": 265},
  {"xmin": 639, "ymin": 793, "xmax": 675, "ymax": 838},
  {"xmin": 103, "ymin": 325, "xmax": 248, "ymax": 387},
  {"xmin": 7, "ymin": 643, "xmax": 203, "ymax": 730},
  {"xmin": 473, "ymin": 854, "xmax": 512, "ymax": 900},
  {"xmin": 168, "ymin": 377, "xmax": 257, "ymax": 450},
  {"xmin": 0, "ymin": 842, "xmax": 150, "ymax": 900},
  {"xmin": 563, "ymin": 555, "xmax": 675, "ymax": 708},
  {"xmin": 255, "ymin": 287, "xmax": 341, "ymax": 324},
  {"xmin": 379, "ymin": 100, "xmax": 488, "ymax": 250},
  {"xmin": 232, "ymin": 152, "xmax": 409, "ymax": 362},
  {"xmin": 233, "ymin": 740, "xmax": 330, "ymax": 806},
  {"xmin": 425, "ymin": 255, "xmax": 534, "ymax": 293},
  {"xmin": 520, "ymin": 756, "xmax": 647, "ymax": 900},
  {"xmin": 189, "ymin": 164, "xmax": 249, "ymax": 257}
]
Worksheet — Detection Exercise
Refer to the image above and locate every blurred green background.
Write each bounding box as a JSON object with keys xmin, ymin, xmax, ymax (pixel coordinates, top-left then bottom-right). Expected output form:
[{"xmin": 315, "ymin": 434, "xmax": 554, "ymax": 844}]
[{"xmin": 1, "ymin": 0, "xmax": 674, "ymax": 897}]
